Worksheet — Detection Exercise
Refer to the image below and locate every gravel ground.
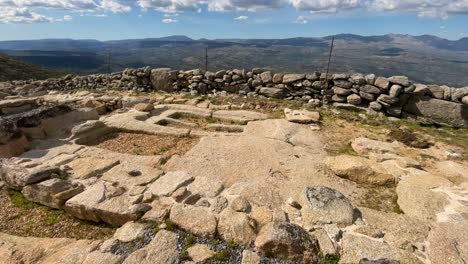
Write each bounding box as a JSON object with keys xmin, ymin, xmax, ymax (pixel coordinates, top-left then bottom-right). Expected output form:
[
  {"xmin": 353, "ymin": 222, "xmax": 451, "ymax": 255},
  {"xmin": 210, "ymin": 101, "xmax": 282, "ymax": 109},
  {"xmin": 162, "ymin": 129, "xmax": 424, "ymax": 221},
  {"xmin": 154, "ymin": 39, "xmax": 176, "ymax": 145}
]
[
  {"xmin": 0, "ymin": 188, "xmax": 115, "ymax": 240},
  {"xmin": 85, "ymin": 132, "xmax": 199, "ymax": 157}
]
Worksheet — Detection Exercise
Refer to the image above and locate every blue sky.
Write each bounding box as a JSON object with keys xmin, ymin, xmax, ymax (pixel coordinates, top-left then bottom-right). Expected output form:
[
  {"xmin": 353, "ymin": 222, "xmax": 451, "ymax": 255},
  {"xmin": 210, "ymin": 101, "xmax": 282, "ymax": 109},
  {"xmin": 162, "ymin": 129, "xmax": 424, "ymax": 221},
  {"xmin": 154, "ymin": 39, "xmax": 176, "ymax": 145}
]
[{"xmin": 0, "ymin": 0, "xmax": 467, "ymax": 41}]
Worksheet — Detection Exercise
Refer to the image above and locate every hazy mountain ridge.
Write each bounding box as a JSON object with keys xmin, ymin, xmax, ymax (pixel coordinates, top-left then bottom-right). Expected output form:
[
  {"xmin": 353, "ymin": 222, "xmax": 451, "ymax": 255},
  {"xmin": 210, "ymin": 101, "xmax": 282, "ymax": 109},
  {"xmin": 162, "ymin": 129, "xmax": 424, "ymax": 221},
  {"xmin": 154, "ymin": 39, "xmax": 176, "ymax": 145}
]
[{"xmin": 0, "ymin": 34, "xmax": 467, "ymax": 86}]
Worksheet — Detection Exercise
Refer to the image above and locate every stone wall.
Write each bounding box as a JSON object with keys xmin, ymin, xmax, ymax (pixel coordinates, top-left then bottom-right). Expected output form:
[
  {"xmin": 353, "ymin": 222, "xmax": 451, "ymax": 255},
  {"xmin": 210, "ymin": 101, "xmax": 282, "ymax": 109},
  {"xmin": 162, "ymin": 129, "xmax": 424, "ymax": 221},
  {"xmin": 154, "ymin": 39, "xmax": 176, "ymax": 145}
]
[{"xmin": 1, "ymin": 67, "xmax": 467, "ymax": 127}]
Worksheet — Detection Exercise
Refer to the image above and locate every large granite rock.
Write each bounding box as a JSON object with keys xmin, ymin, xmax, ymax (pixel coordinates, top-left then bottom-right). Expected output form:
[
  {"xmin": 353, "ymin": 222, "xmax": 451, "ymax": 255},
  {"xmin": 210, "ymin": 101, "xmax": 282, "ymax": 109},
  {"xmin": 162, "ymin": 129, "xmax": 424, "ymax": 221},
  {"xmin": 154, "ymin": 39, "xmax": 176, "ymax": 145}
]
[
  {"xmin": 123, "ymin": 230, "xmax": 179, "ymax": 264},
  {"xmin": 217, "ymin": 208, "xmax": 257, "ymax": 247},
  {"xmin": 0, "ymin": 160, "xmax": 60, "ymax": 190},
  {"xmin": 255, "ymin": 222, "xmax": 320, "ymax": 263},
  {"xmin": 301, "ymin": 186, "xmax": 355, "ymax": 228},
  {"xmin": 340, "ymin": 233, "xmax": 422, "ymax": 264},
  {"xmin": 403, "ymin": 95, "xmax": 468, "ymax": 128},
  {"xmin": 150, "ymin": 68, "xmax": 176, "ymax": 92},
  {"xmin": 22, "ymin": 178, "xmax": 84, "ymax": 209},
  {"xmin": 169, "ymin": 203, "xmax": 217, "ymax": 238},
  {"xmin": 325, "ymin": 155, "xmax": 395, "ymax": 186}
]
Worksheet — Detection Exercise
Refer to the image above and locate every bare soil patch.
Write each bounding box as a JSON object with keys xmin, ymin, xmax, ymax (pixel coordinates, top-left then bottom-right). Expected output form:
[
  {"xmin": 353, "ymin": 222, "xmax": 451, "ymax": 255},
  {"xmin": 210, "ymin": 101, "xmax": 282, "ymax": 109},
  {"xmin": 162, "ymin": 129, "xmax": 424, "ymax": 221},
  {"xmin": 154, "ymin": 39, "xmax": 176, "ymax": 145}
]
[
  {"xmin": 86, "ymin": 132, "xmax": 199, "ymax": 157},
  {"xmin": 0, "ymin": 189, "xmax": 115, "ymax": 239}
]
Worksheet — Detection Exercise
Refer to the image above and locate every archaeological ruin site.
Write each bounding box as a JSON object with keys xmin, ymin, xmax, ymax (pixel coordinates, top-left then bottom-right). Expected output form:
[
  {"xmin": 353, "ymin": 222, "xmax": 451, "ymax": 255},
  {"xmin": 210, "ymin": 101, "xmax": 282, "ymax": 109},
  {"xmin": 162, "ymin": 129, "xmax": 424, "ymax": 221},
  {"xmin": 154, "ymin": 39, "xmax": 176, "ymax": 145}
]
[{"xmin": 0, "ymin": 67, "xmax": 467, "ymax": 264}]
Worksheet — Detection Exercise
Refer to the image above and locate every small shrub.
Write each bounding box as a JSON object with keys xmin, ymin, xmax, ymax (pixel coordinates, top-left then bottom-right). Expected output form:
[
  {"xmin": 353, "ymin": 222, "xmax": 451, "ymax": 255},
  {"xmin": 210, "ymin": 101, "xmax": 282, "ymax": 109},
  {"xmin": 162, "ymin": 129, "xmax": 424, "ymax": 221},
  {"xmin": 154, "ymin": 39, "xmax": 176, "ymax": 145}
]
[
  {"xmin": 185, "ymin": 235, "xmax": 196, "ymax": 248},
  {"xmin": 212, "ymin": 250, "xmax": 229, "ymax": 261},
  {"xmin": 164, "ymin": 218, "xmax": 177, "ymax": 231},
  {"xmin": 321, "ymin": 254, "xmax": 340, "ymax": 264},
  {"xmin": 151, "ymin": 223, "xmax": 160, "ymax": 234},
  {"xmin": 227, "ymin": 240, "xmax": 238, "ymax": 249}
]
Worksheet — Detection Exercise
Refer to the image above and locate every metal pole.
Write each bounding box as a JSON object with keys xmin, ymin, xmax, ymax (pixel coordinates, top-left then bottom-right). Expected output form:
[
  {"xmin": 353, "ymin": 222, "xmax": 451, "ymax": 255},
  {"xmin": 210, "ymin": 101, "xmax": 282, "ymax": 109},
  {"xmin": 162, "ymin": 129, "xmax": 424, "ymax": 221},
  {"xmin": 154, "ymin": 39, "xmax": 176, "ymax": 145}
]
[
  {"xmin": 324, "ymin": 37, "xmax": 335, "ymax": 89},
  {"xmin": 205, "ymin": 47, "xmax": 208, "ymax": 72},
  {"xmin": 107, "ymin": 52, "xmax": 111, "ymax": 74}
]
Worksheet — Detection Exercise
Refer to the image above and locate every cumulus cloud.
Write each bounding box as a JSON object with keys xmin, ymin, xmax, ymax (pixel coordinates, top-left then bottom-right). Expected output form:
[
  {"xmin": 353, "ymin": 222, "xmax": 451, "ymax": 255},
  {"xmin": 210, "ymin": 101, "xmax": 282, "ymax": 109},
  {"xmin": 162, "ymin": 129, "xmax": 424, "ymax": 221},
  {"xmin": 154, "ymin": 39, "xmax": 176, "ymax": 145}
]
[
  {"xmin": 137, "ymin": 0, "xmax": 201, "ymax": 13},
  {"xmin": 100, "ymin": 0, "xmax": 132, "ymax": 13},
  {"xmin": 1, "ymin": 0, "xmax": 468, "ymax": 23},
  {"xmin": 289, "ymin": 0, "xmax": 360, "ymax": 13},
  {"xmin": 207, "ymin": 0, "xmax": 285, "ymax": 11},
  {"xmin": 162, "ymin": 18, "xmax": 178, "ymax": 23},
  {"xmin": 0, "ymin": 7, "xmax": 53, "ymax": 23},
  {"xmin": 234, "ymin": 15, "xmax": 248, "ymax": 20}
]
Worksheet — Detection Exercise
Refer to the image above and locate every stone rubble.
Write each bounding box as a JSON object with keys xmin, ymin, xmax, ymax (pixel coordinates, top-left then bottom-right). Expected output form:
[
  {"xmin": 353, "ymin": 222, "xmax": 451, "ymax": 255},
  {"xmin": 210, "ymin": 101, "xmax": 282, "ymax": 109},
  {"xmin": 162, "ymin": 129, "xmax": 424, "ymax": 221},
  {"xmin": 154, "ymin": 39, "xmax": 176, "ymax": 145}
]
[
  {"xmin": 0, "ymin": 75, "xmax": 467, "ymax": 264},
  {"xmin": 1, "ymin": 67, "xmax": 467, "ymax": 127}
]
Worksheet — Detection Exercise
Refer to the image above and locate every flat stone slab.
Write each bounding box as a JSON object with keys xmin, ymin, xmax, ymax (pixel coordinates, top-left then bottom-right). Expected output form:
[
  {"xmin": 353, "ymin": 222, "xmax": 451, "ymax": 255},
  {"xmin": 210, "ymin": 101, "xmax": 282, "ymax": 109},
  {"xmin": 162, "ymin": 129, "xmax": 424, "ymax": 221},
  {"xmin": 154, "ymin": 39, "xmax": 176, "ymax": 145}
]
[
  {"xmin": 169, "ymin": 203, "xmax": 217, "ymax": 238},
  {"xmin": 67, "ymin": 157, "xmax": 120, "ymax": 179},
  {"xmin": 148, "ymin": 171, "xmax": 193, "ymax": 197},
  {"xmin": 284, "ymin": 108, "xmax": 320, "ymax": 124},
  {"xmin": 22, "ymin": 178, "xmax": 84, "ymax": 209},
  {"xmin": 101, "ymin": 163, "xmax": 163, "ymax": 187},
  {"xmin": 64, "ymin": 181, "xmax": 149, "ymax": 226},
  {"xmin": 212, "ymin": 110, "xmax": 268, "ymax": 123},
  {"xmin": 340, "ymin": 233, "xmax": 422, "ymax": 264}
]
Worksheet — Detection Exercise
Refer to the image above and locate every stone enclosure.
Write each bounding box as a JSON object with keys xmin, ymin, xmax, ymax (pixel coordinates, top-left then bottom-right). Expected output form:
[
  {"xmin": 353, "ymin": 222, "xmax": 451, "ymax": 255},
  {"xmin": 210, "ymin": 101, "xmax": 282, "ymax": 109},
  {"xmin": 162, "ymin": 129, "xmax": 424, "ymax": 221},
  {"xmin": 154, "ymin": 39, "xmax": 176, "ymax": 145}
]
[
  {"xmin": 0, "ymin": 69, "xmax": 467, "ymax": 263},
  {"xmin": 1, "ymin": 67, "xmax": 467, "ymax": 128}
]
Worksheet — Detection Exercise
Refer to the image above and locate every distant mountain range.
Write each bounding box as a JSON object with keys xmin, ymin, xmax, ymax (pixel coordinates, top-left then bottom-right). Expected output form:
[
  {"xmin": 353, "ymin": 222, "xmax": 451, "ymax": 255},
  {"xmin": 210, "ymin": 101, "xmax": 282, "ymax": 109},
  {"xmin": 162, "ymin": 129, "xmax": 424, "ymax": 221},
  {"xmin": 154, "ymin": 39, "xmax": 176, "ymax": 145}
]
[{"xmin": 1, "ymin": 34, "xmax": 467, "ymax": 86}]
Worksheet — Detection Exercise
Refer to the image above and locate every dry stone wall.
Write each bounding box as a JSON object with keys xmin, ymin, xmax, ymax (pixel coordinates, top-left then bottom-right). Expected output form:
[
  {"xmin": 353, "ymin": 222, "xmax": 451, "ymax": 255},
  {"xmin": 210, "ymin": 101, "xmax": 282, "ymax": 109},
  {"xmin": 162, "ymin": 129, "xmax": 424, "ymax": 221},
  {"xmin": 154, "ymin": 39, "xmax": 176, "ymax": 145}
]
[{"xmin": 1, "ymin": 67, "xmax": 467, "ymax": 127}]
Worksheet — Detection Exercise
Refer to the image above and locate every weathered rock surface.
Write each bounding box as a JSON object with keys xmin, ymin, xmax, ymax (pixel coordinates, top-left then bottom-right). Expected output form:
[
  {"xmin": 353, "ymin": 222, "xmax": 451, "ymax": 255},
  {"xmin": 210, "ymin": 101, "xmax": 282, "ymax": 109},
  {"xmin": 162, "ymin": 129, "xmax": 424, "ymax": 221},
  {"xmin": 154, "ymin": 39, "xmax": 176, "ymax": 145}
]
[
  {"xmin": 0, "ymin": 160, "xmax": 60, "ymax": 190},
  {"xmin": 217, "ymin": 208, "xmax": 257, "ymax": 246},
  {"xmin": 325, "ymin": 155, "xmax": 395, "ymax": 186},
  {"xmin": 148, "ymin": 171, "xmax": 193, "ymax": 197},
  {"xmin": 255, "ymin": 222, "xmax": 320, "ymax": 263},
  {"xmin": 123, "ymin": 230, "xmax": 179, "ymax": 264},
  {"xmin": 169, "ymin": 203, "xmax": 217, "ymax": 237},
  {"xmin": 340, "ymin": 233, "xmax": 422, "ymax": 264},
  {"xmin": 404, "ymin": 95, "xmax": 468, "ymax": 128},
  {"xmin": 22, "ymin": 178, "xmax": 84, "ymax": 209},
  {"xmin": 396, "ymin": 174, "xmax": 452, "ymax": 221},
  {"xmin": 284, "ymin": 108, "xmax": 320, "ymax": 123},
  {"xmin": 351, "ymin": 137, "xmax": 397, "ymax": 156},
  {"xmin": 301, "ymin": 186, "xmax": 355, "ymax": 228}
]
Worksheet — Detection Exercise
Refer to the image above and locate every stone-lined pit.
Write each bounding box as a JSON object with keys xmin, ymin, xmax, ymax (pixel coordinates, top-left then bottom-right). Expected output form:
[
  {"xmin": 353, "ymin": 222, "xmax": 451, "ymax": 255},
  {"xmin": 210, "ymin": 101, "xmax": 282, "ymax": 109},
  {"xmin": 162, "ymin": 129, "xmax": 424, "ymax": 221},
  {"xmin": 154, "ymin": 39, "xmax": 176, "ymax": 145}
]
[
  {"xmin": 84, "ymin": 132, "xmax": 199, "ymax": 157},
  {"xmin": 159, "ymin": 113, "xmax": 244, "ymax": 133}
]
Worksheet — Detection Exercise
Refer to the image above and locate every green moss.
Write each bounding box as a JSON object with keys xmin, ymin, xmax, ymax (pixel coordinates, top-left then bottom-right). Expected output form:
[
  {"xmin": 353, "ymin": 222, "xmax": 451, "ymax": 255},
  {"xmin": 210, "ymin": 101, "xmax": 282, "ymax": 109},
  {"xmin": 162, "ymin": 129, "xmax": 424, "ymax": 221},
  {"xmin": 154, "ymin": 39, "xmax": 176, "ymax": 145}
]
[
  {"xmin": 321, "ymin": 254, "xmax": 340, "ymax": 264},
  {"xmin": 151, "ymin": 223, "xmax": 160, "ymax": 234},
  {"xmin": 212, "ymin": 250, "xmax": 229, "ymax": 261},
  {"xmin": 226, "ymin": 240, "xmax": 238, "ymax": 249},
  {"xmin": 337, "ymin": 143, "xmax": 358, "ymax": 156},
  {"xmin": 387, "ymin": 128, "xmax": 433, "ymax": 149},
  {"xmin": 210, "ymin": 238, "xmax": 222, "ymax": 246},
  {"xmin": 185, "ymin": 234, "xmax": 196, "ymax": 248},
  {"xmin": 164, "ymin": 218, "xmax": 177, "ymax": 231},
  {"xmin": 7, "ymin": 189, "xmax": 38, "ymax": 209},
  {"xmin": 179, "ymin": 250, "xmax": 189, "ymax": 261},
  {"xmin": 44, "ymin": 209, "xmax": 65, "ymax": 226}
]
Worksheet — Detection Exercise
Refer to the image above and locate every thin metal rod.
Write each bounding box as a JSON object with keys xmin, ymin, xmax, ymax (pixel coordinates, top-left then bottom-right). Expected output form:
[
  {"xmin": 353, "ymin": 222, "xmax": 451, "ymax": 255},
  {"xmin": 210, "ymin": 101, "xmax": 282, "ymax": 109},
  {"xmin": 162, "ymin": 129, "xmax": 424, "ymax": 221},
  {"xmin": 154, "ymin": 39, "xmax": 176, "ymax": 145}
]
[
  {"xmin": 205, "ymin": 47, "xmax": 208, "ymax": 72},
  {"xmin": 324, "ymin": 37, "xmax": 335, "ymax": 89}
]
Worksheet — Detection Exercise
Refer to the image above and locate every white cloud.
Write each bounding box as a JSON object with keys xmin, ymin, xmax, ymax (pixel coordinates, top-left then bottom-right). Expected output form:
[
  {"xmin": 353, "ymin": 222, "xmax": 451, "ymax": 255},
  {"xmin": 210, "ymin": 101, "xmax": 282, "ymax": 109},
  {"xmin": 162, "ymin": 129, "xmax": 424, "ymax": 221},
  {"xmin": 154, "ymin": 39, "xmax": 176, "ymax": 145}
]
[
  {"xmin": 293, "ymin": 15, "xmax": 308, "ymax": 24},
  {"xmin": 207, "ymin": 0, "xmax": 285, "ymax": 11},
  {"xmin": 100, "ymin": 0, "xmax": 132, "ymax": 13},
  {"xmin": 1, "ymin": 0, "xmax": 468, "ymax": 24},
  {"xmin": 162, "ymin": 18, "xmax": 178, "ymax": 23},
  {"xmin": 63, "ymin": 14, "xmax": 73, "ymax": 21},
  {"xmin": 234, "ymin": 15, "xmax": 248, "ymax": 20},
  {"xmin": 0, "ymin": 7, "xmax": 53, "ymax": 23},
  {"xmin": 289, "ymin": 0, "xmax": 360, "ymax": 13}
]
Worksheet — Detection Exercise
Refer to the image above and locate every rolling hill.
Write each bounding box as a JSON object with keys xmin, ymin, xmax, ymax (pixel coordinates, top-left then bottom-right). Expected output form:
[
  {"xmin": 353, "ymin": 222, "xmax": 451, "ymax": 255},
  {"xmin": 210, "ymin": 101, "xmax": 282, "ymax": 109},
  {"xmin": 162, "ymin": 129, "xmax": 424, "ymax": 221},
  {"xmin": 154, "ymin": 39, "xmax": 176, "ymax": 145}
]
[{"xmin": 0, "ymin": 53, "xmax": 65, "ymax": 82}]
